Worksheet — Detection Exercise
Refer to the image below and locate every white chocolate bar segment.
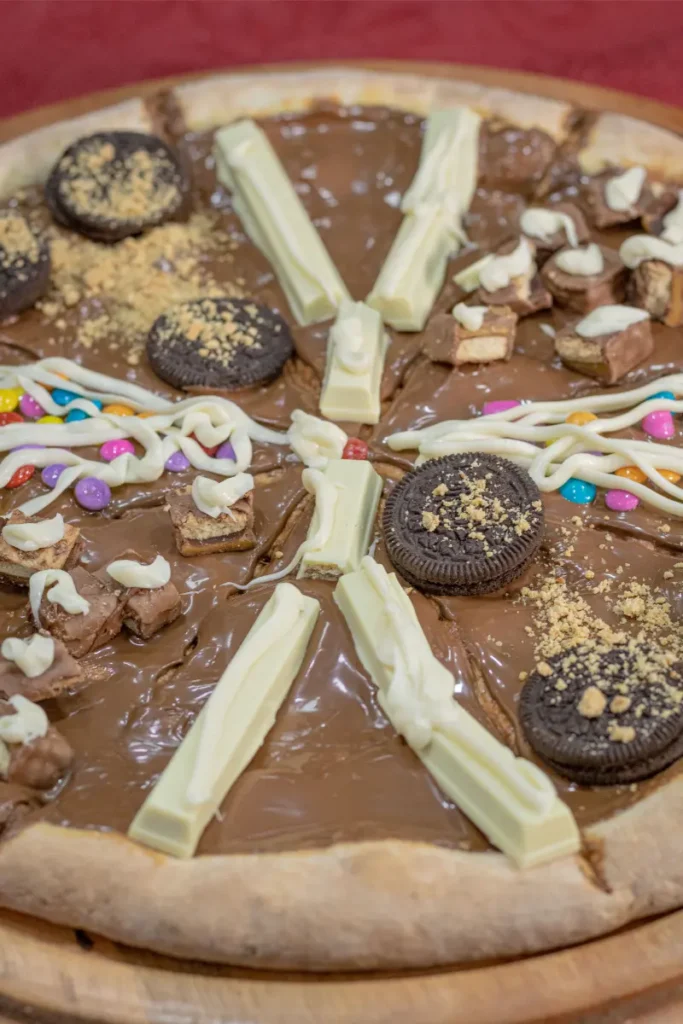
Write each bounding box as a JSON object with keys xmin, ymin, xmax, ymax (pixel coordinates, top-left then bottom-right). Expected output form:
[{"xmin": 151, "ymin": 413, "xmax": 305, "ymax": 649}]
[
  {"xmin": 214, "ymin": 119, "xmax": 350, "ymax": 325},
  {"xmin": 298, "ymin": 459, "xmax": 382, "ymax": 581},
  {"xmin": 334, "ymin": 559, "xmax": 580, "ymax": 868},
  {"xmin": 367, "ymin": 107, "xmax": 481, "ymax": 331},
  {"xmin": 319, "ymin": 300, "xmax": 386, "ymax": 424},
  {"xmin": 128, "ymin": 583, "xmax": 320, "ymax": 858}
]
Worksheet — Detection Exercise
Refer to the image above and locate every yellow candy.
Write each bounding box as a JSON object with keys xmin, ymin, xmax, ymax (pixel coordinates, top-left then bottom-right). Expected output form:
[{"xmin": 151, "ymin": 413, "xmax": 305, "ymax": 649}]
[
  {"xmin": 0, "ymin": 388, "xmax": 21, "ymax": 412},
  {"xmin": 616, "ymin": 466, "xmax": 647, "ymax": 484},
  {"xmin": 103, "ymin": 403, "xmax": 134, "ymax": 416},
  {"xmin": 659, "ymin": 469, "xmax": 681, "ymax": 484},
  {"xmin": 565, "ymin": 411, "xmax": 597, "ymax": 426},
  {"xmin": 38, "ymin": 415, "xmax": 63, "ymax": 424}
]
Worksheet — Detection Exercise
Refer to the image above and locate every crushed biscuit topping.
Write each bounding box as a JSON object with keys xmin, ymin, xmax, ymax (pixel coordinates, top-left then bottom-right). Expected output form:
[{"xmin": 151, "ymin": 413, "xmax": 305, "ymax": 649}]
[{"xmin": 0, "ymin": 213, "xmax": 40, "ymax": 270}]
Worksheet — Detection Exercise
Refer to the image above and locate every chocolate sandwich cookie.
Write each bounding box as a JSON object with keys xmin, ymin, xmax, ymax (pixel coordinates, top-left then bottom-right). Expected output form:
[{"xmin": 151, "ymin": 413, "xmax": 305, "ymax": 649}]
[
  {"xmin": 0, "ymin": 212, "xmax": 50, "ymax": 318},
  {"xmin": 46, "ymin": 131, "xmax": 189, "ymax": 242},
  {"xmin": 520, "ymin": 641, "xmax": 683, "ymax": 785},
  {"xmin": 382, "ymin": 453, "xmax": 544, "ymax": 596},
  {"xmin": 146, "ymin": 297, "xmax": 294, "ymax": 392}
]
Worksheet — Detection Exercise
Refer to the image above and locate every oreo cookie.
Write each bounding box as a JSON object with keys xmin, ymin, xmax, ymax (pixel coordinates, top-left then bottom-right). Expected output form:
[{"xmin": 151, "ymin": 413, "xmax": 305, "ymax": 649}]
[
  {"xmin": 46, "ymin": 131, "xmax": 188, "ymax": 242},
  {"xmin": 0, "ymin": 212, "xmax": 50, "ymax": 318},
  {"xmin": 520, "ymin": 641, "xmax": 683, "ymax": 786},
  {"xmin": 382, "ymin": 453, "xmax": 544, "ymax": 596},
  {"xmin": 146, "ymin": 297, "xmax": 294, "ymax": 392}
]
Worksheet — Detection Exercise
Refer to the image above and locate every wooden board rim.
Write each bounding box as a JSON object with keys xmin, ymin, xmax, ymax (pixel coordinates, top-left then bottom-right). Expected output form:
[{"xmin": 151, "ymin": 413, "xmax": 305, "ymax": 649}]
[{"xmin": 0, "ymin": 59, "xmax": 682, "ymax": 1024}]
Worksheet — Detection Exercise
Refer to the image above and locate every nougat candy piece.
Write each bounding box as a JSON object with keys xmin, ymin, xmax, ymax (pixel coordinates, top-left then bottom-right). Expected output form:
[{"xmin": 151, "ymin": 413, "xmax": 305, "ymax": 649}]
[
  {"xmin": 110, "ymin": 550, "xmax": 182, "ymax": 640},
  {"xmin": 423, "ymin": 306, "xmax": 517, "ymax": 366},
  {"xmin": 584, "ymin": 168, "xmax": 653, "ymax": 229},
  {"xmin": 167, "ymin": 489, "xmax": 256, "ymax": 556},
  {"xmin": 520, "ymin": 202, "xmax": 591, "ymax": 261},
  {"xmin": 554, "ymin": 316, "xmax": 653, "ymax": 384},
  {"xmin": 629, "ymin": 260, "xmax": 683, "ymax": 327},
  {"xmin": 541, "ymin": 245, "xmax": 626, "ymax": 314},
  {"xmin": 0, "ymin": 698, "xmax": 74, "ymax": 790},
  {"xmin": 474, "ymin": 273, "xmax": 552, "ymax": 318},
  {"xmin": 0, "ymin": 511, "xmax": 82, "ymax": 587},
  {"xmin": 0, "ymin": 635, "xmax": 82, "ymax": 702},
  {"xmin": 35, "ymin": 566, "xmax": 125, "ymax": 658}
]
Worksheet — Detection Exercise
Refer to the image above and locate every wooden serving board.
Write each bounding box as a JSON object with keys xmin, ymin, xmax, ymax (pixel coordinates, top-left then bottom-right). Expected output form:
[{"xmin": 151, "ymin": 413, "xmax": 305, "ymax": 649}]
[{"xmin": 1, "ymin": 61, "xmax": 683, "ymax": 1024}]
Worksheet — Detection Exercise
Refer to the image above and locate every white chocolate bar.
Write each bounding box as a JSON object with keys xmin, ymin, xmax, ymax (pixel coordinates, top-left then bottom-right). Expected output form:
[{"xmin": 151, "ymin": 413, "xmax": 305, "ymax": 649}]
[
  {"xmin": 319, "ymin": 300, "xmax": 386, "ymax": 424},
  {"xmin": 334, "ymin": 558, "xmax": 580, "ymax": 868},
  {"xmin": 128, "ymin": 583, "xmax": 320, "ymax": 858},
  {"xmin": 298, "ymin": 459, "xmax": 382, "ymax": 580},
  {"xmin": 214, "ymin": 119, "xmax": 350, "ymax": 325}
]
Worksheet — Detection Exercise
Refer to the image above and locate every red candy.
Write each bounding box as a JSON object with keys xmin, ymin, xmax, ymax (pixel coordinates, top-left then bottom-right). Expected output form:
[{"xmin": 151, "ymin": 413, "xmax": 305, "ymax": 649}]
[
  {"xmin": 342, "ymin": 438, "xmax": 368, "ymax": 460},
  {"xmin": 0, "ymin": 411, "xmax": 24, "ymax": 427},
  {"xmin": 191, "ymin": 434, "xmax": 219, "ymax": 457},
  {"xmin": 6, "ymin": 464, "xmax": 35, "ymax": 489}
]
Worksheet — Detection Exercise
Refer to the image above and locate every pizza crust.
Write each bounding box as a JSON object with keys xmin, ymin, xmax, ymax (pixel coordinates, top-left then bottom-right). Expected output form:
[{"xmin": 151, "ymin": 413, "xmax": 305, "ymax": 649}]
[{"xmin": 1, "ymin": 65, "xmax": 683, "ymax": 969}]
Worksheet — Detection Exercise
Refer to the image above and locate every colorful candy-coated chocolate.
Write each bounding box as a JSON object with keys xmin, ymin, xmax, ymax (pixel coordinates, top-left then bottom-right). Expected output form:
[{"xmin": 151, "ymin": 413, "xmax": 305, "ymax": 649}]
[
  {"xmin": 642, "ymin": 410, "xmax": 675, "ymax": 439},
  {"xmin": 65, "ymin": 409, "xmax": 90, "ymax": 422},
  {"xmin": 103, "ymin": 403, "xmax": 134, "ymax": 416},
  {"xmin": 37, "ymin": 415, "xmax": 63, "ymax": 424},
  {"xmin": 652, "ymin": 390, "xmax": 676, "ymax": 401},
  {"xmin": 605, "ymin": 489, "xmax": 640, "ymax": 512},
  {"xmin": 0, "ymin": 411, "xmax": 23, "ymax": 427},
  {"xmin": 559, "ymin": 478, "xmax": 596, "ymax": 505},
  {"xmin": 0, "ymin": 388, "xmax": 21, "ymax": 413},
  {"xmin": 342, "ymin": 437, "xmax": 369, "ymax": 460},
  {"xmin": 565, "ymin": 410, "xmax": 597, "ymax": 426},
  {"xmin": 19, "ymin": 393, "xmax": 44, "ymax": 419},
  {"xmin": 216, "ymin": 440, "xmax": 237, "ymax": 461},
  {"xmin": 74, "ymin": 477, "xmax": 111, "ymax": 511},
  {"xmin": 164, "ymin": 450, "xmax": 191, "ymax": 473},
  {"xmin": 137, "ymin": 411, "xmax": 155, "ymax": 419},
  {"xmin": 659, "ymin": 469, "xmax": 682, "ymax": 484},
  {"xmin": 51, "ymin": 388, "xmax": 80, "ymax": 407},
  {"xmin": 99, "ymin": 439, "xmax": 135, "ymax": 462},
  {"xmin": 615, "ymin": 465, "xmax": 647, "ymax": 484},
  {"xmin": 481, "ymin": 399, "xmax": 521, "ymax": 416},
  {"xmin": 6, "ymin": 464, "xmax": 35, "ymax": 489},
  {"xmin": 41, "ymin": 464, "xmax": 67, "ymax": 489}
]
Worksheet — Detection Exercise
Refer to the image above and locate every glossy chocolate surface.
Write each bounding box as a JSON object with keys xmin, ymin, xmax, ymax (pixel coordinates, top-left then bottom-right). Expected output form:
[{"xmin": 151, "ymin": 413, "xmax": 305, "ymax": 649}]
[{"xmin": 1, "ymin": 103, "xmax": 683, "ymax": 856}]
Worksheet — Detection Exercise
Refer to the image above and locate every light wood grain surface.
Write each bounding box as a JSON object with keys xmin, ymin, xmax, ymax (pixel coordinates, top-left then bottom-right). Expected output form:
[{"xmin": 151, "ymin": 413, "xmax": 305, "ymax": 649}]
[{"xmin": 0, "ymin": 61, "xmax": 682, "ymax": 1024}]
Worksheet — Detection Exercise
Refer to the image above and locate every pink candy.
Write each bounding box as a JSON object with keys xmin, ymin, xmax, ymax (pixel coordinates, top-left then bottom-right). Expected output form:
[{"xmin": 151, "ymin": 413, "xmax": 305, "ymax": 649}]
[
  {"xmin": 19, "ymin": 393, "xmax": 44, "ymax": 419},
  {"xmin": 642, "ymin": 410, "xmax": 675, "ymax": 440},
  {"xmin": 99, "ymin": 439, "xmax": 135, "ymax": 462},
  {"xmin": 605, "ymin": 489, "xmax": 640, "ymax": 512},
  {"xmin": 481, "ymin": 399, "xmax": 521, "ymax": 416}
]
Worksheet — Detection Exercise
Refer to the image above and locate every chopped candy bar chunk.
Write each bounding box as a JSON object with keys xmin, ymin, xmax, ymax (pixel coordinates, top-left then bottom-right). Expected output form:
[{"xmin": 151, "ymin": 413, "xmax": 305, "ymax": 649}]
[
  {"xmin": 0, "ymin": 636, "xmax": 82, "ymax": 701},
  {"xmin": 0, "ymin": 511, "xmax": 82, "ymax": 587},
  {"xmin": 584, "ymin": 167, "xmax": 652, "ymax": 229},
  {"xmin": 423, "ymin": 305, "xmax": 517, "ymax": 366},
  {"xmin": 107, "ymin": 550, "xmax": 182, "ymax": 639},
  {"xmin": 554, "ymin": 305, "xmax": 653, "ymax": 384},
  {"xmin": 167, "ymin": 488, "xmax": 256, "ymax": 556},
  {"xmin": 33, "ymin": 566, "xmax": 125, "ymax": 658},
  {"xmin": 541, "ymin": 244, "xmax": 626, "ymax": 314}
]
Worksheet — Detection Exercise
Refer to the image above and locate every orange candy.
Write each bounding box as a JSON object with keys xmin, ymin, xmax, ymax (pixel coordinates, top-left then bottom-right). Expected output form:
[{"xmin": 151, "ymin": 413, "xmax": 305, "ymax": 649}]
[
  {"xmin": 659, "ymin": 469, "xmax": 681, "ymax": 484},
  {"xmin": 565, "ymin": 411, "xmax": 598, "ymax": 426},
  {"xmin": 615, "ymin": 466, "xmax": 647, "ymax": 484},
  {"xmin": 137, "ymin": 411, "xmax": 155, "ymax": 419},
  {"xmin": 103, "ymin": 403, "xmax": 134, "ymax": 416}
]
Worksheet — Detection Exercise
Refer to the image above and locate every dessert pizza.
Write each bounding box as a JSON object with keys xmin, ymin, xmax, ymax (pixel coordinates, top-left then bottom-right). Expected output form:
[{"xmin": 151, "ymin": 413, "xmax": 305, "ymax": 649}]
[{"xmin": 1, "ymin": 67, "xmax": 683, "ymax": 971}]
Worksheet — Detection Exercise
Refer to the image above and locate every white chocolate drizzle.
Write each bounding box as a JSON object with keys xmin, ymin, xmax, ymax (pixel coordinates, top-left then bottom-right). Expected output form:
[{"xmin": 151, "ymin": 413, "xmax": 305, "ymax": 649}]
[
  {"xmin": 453, "ymin": 254, "xmax": 495, "ymax": 293},
  {"xmin": 0, "ymin": 695, "xmax": 49, "ymax": 745},
  {"xmin": 191, "ymin": 473, "xmax": 254, "ymax": 519},
  {"xmin": 452, "ymin": 303, "xmax": 486, "ymax": 331},
  {"xmin": 619, "ymin": 234, "xmax": 683, "ymax": 269},
  {"xmin": 107, "ymin": 555, "xmax": 171, "ymax": 590},
  {"xmin": 30, "ymin": 570, "xmax": 90, "ymax": 627},
  {"xmin": 520, "ymin": 208, "xmax": 578, "ymax": 248},
  {"xmin": 2, "ymin": 514, "xmax": 65, "ymax": 552},
  {"xmin": 554, "ymin": 243, "xmax": 605, "ymax": 277},
  {"xmin": 662, "ymin": 189, "xmax": 683, "ymax": 244},
  {"xmin": 575, "ymin": 304, "xmax": 649, "ymax": 338},
  {"xmin": 288, "ymin": 410, "xmax": 347, "ymax": 469},
  {"xmin": 1, "ymin": 634, "xmax": 55, "ymax": 679},
  {"xmin": 605, "ymin": 166, "xmax": 646, "ymax": 211},
  {"xmin": 479, "ymin": 239, "xmax": 534, "ymax": 293}
]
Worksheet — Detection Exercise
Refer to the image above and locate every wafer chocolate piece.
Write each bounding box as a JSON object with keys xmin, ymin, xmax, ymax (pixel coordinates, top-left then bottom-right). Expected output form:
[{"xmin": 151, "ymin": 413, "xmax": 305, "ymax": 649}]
[
  {"xmin": 167, "ymin": 488, "xmax": 256, "ymax": 556},
  {"xmin": 629, "ymin": 260, "xmax": 683, "ymax": 327},
  {"xmin": 584, "ymin": 168, "xmax": 653, "ymax": 229},
  {"xmin": 0, "ymin": 212, "xmax": 51, "ymax": 319},
  {"xmin": 146, "ymin": 297, "xmax": 294, "ymax": 392},
  {"xmin": 34, "ymin": 566, "xmax": 125, "ymax": 658},
  {"xmin": 554, "ymin": 310, "xmax": 653, "ymax": 384},
  {"xmin": 0, "ymin": 636, "xmax": 82, "ymax": 702},
  {"xmin": 383, "ymin": 454, "xmax": 544, "ymax": 597},
  {"xmin": 0, "ymin": 699, "xmax": 74, "ymax": 791},
  {"xmin": 519, "ymin": 641, "xmax": 683, "ymax": 786},
  {"xmin": 0, "ymin": 512, "xmax": 82, "ymax": 587},
  {"xmin": 46, "ymin": 131, "xmax": 189, "ymax": 242},
  {"xmin": 520, "ymin": 202, "xmax": 590, "ymax": 261},
  {"xmin": 111, "ymin": 550, "xmax": 182, "ymax": 639},
  {"xmin": 423, "ymin": 306, "xmax": 517, "ymax": 366},
  {"xmin": 541, "ymin": 245, "xmax": 626, "ymax": 314}
]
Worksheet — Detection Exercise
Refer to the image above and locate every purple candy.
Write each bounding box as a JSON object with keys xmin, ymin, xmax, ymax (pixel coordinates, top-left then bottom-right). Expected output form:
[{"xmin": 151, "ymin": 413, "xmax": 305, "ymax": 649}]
[
  {"xmin": 99, "ymin": 438, "xmax": 135, "ymax": 462},
  {"xmin": 74, "ymin": 477, "xmax": 111, "ymax": 511},
  {"xmin": 19, "ymin": 394, "xmax": 44, "ymax": 419},
  {"xmin": 216, "ymin": 440, "xmax": 236, "ymax": 461},
  {"xmin": 482, "ymin": 399, "xmax": 521, "ymax": 416},
  {"xmin": 41, "ymin": 463, "xmax": 67, "ymax": 489},
  {"xmin": 642, "ymin": 410, "xmax": 675, "ymax": 440},
  {"xmin": 605, "ymin": 489, "xmax": 640, "ymax": 512},
  {"xmin": 165, "ymin": 450, "xmax": 191, "ymax": 473}
]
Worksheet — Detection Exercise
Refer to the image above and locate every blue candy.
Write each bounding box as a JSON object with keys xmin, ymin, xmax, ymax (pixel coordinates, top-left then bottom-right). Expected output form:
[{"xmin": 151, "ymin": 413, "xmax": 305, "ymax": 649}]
[
  {"xmin": 559, "ymin": 478, "xmax": 596, "ymax": 505},
  {"xmin": 652, "ymin": 390, "xmax": 676, "ymax": 401},
  {"xmin": 65, "ymin": 409, "xmax": 89, "ymax": 422},
  {"xmin": 51, "ymin": 388, "xmax": 80, "ymax": 406}
]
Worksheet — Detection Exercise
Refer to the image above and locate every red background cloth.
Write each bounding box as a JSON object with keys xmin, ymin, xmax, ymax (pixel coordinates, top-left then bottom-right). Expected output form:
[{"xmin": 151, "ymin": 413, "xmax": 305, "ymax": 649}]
[{"xmin": 1, "ymin": 0, "xmax": 682, "ymax": 121}]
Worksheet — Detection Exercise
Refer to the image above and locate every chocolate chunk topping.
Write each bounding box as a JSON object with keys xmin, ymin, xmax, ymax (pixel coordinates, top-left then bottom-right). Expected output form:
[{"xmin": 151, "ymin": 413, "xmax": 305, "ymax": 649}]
[
  {"xmin": 383, "ymin": 454, "xmax": 544, "ymax": 596},
  {"xmin": 146, "ymin": 297, "xmax": 294, "ymax": 391},
  {"xmin": 0, "ymin": 211, "xmax": 51, "ymax": 319},
  {"xmin": 520, "ymin": 640, "xmax": 683, "ymax": 784},
  {"xmin": 46, "ymin": 131, "xmax": 189, "ymax": 242}
]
